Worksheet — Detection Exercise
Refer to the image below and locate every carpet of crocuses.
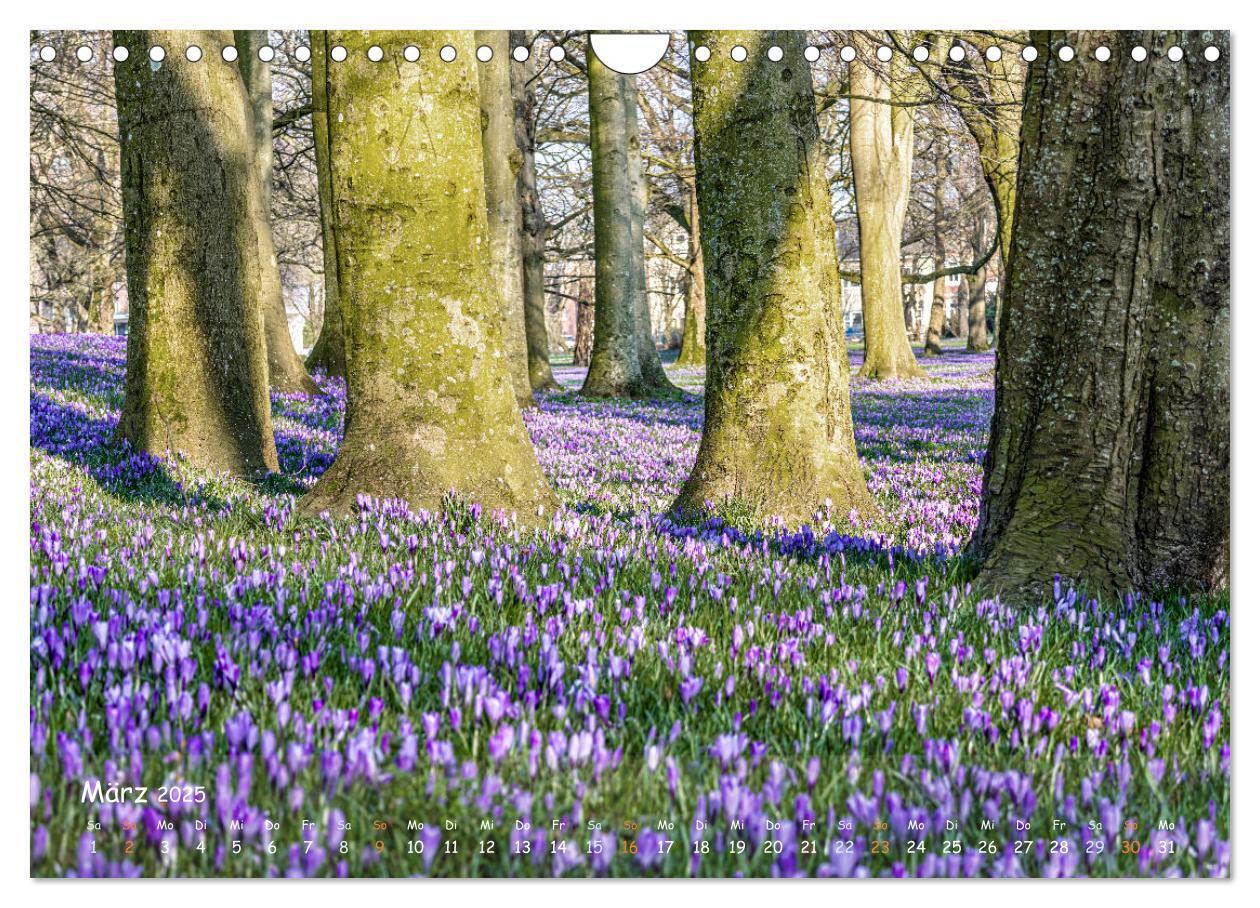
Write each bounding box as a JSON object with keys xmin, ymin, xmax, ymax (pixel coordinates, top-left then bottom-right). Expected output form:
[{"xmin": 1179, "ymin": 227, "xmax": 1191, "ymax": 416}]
[{"xmin": 29, "ymin": 334, "xmax": 1229, "ymax": 878}]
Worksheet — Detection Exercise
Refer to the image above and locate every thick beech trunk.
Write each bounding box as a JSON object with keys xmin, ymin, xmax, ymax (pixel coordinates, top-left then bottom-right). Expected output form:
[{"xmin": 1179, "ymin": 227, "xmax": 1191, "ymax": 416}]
[
  {"xmin": 477, "ymin": 30, "xmax": 535, "ymax": 411},
  {"xmin": 304, "ymin": 37, "xmax": 346, "ymax": 379},
  {"xmin": 674, "ymin": 186, "xmax": 707, "ymax": 368},
  {"xmin": 851, "ymin": 33, "xmax": 924, "ymax": 380},
  {"xmin": 969, "ymin": 30, "xmax": 1229, "ymax": 600},
  {"xmin": 966, "ymin": 271, "xmax": 989, "ymax": 352},
  {"xmin": 674, "ymin": 30, "xmax": 873, "ymax": 525},
  {"xmin": 112, "ymin": 29, "xmax": 279, "ymax": 476},
  {"xmin": 235, "ymin": 30, "xmax": 318, "ymax": 395},
  {"xmin": 581, "ymin": 45, "xmax": 649, "ymax": 398},
  {"xmin": 298, "ymin": 31, "xmax": 556, "ymax": 521},
  {"xmin": 510, "ymin": 37, "xmax": 562, "ymax": 393}
]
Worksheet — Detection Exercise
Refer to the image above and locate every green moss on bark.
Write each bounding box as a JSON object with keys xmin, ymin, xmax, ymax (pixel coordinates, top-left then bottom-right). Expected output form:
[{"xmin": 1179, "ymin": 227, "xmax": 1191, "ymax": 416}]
[{"xmin": 672, "ymin": 30, "xmax": 874, "ymax": 526}]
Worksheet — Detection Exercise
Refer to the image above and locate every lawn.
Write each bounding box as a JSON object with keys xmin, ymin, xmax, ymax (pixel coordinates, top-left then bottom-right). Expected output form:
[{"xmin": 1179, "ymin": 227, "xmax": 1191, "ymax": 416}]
[{"xmin": 29, "ymin": 334, "xmax": 1229, "ymax": 877}]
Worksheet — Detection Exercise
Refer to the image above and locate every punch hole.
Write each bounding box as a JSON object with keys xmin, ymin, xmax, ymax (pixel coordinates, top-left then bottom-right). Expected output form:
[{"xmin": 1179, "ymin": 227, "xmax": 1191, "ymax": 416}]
[
  {"xmin": 112, "ymin": 46, "xmax": 129, "ymax": 62},
  {"xmin": 912, "ymin": 45, "xmax": 929, "ymax": 62},
  {"xmin": 1167, "ymin": 46, "xmax": 1184, "ymax": 62},
  {"xmin": 294, "ymin": 46, "xmax": 311, "ymax": 63},
  {"xmin": 731, "ymin": 45, "xmax": 747, "ymax": 62},
  {"xmin": 222, "ymin": 46, "xmax": 239, "ymax": 62},
  {"xmin": 367, "ymin": 45, "xmax": 384, "ymax": 62},
  {"xmin": 1094, "ymin": 46, "xmax": 1111, "ymax": 62},
  {"xmin": 39, "ymin": 45, "xmax": 56, "ymax": 62},
  {"xmin": 767, "ymin": 46, "xmax": 783, "ymax": 62},
  {"xmin": 477, "ymin": 45, "xmax": 493, "ymax": 62},
  {"xmin": 548, "ymin": 45, "xmax": 565, "ymax": 62},
  {"xmin": 1021, "ymin": 46, "xmax": 1038, "ymax": 62},
  {"xmin": 1204, "ymin": 45, "xmax": 1220, "ymax": 62},
  {"xmin": 258, "ymin": 46, "xmax": 275, "ymax": 63},
  {"xmin": 804, "ymin": 46, "xmax": 821, "ymax": 62},
  {"xmin": 440, "ymin": 45, "xmax": 457, "ymax": 62},
  {"xmin": 1131, "ymin": 46, "xmax": 1148, "ymax": 62},
  {"xmin": 149, "ymin": 46, "xmax": 166, "ymax": 63},
  {"xmin": 76, "ymin": 45, "xmax": 93, "ymax": 62},
  {"xmin": 839, "ymin": 46, "xmax": 855, "ymax": 63},
  {"xmin": 512, "ymin": 45, "xmax": 529, "ymax": 62},
  {"xmin": 403, "ymin": 45, "xmax": 420, "ymax": 62},
  {"xmin": 186, "ymin": 46, "xmax": 203, "ymax": 63},
  {"xmin": 985, "ymin": 46, "xmax": 1002, "ymax": 62},
  {"xmin": 330, "ymin": 45, "xmax": 347, "ymax": 63},
  {"xmin": 876, "ymin": 45, "xmax": 893, "ymax": 62},
  {"xmin": 1057, "ymin": 46, "xmax": 1074, "ymax": 62},
  {"xmin": 948, "ymin": 45, "xmax": 965, "ymax": 62},
  {"xmin": 693, "ymin": 45, "xmax": 711, "ymax": 62}
]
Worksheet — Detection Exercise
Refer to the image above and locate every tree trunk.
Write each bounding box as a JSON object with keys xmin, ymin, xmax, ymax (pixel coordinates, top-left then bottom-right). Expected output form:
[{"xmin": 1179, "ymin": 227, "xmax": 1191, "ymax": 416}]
[
  {"xmin": 477, "ymin": 30, "xmax": 535, "ymax": 411},
  {"xmin": 968, "ymin": 30, "xmax": 1229, "ymax": 601},
  {"xmin": 112, "ymin": 29, "xmax": 279, "ymax": 476},
  {"xmin": 625, "ymin": 73, "xmax": 676, "ymax": 393},
  {"xmin": 850, "ymin": 33, "xmax": 924, "ymax": 380},
  {"xmin": 674, "ymin": 30, "xmax": 873, "ymax": 525},
  {"xmin": 965, "ymin": 270, "xmax": 989, "ymax": 352},
  {"xmin": 235, "ymin": 30, "xmax": 318, "ymax": 395},
  {"xmin": 510, "ymin": 35, "xmax": 562, "ymax": 393},
  {"xmin": 573, "ymin": 283, "xmax": 595, "ymax": 367},
  {"xmin": 304, "ymin": 36, "xmax": 346, "ymax": 379},
  {"xmin": 674, "ymin": 184, "xmax": 707, "ymax": 368},
  {"xmin": 298, "ymin": 31, "xmax": 556, "ymax": 521},
  {"xmin": 581, "ymin": 43, "xmax": 649, "ymax": 398},
  {"xmin": 924, "ymin": 141, "xmax": 948, "ymax": 356}
]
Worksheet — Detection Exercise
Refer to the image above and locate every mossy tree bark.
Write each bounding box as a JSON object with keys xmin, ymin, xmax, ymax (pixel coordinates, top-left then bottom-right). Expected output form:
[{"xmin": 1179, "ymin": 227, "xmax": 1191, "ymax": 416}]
[
  {"xmin": 235, "ymin": 30, "xmax": 318, "ymax": 395},
  {"xmin": 851, "ymin": 33, "xmax": 924, "ymax": 380},
  {"xmin": 298, "ymin": 32, "xmax": 556, "ymax": 521},
  {"xmin": 581, "ymin": 44, "xmax": 650, "ymax": 398},
  {"xmin": 673, "ymin": 30, "xmax": 873, "ymax": 526},
  {"xmin": 304, "ymin": 36, "xmax": 346, "ymax": 379},
  {"xmin": 968, "ymin": 30, "xmax": 1229, "ymax": 601},
  {"xmin": 625, "ymin": 74, "xmax": 677, "ymax": 393},
  {"xmin": 477, "ymin": 30, "xmax": 535, "ymax": 411},
  {"xmin": 510, "ymin": 35, "xmax": 562, "ymax": 393},
  {"xmin": 674, "ymin": 184, "xmax": 708, "ymax": 368},
  {"xmin": 113, "ymin": 29, "xmax": 279, "ymax": 476}
]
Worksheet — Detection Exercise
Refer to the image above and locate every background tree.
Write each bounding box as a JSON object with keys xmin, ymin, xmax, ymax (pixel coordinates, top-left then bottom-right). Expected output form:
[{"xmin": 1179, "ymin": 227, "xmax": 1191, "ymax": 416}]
[
  {"xmin": 298, "ymin": 31, "xmax": 555, "ymax": 520},
  {"xmin": 235, "ymin": 30, "xmax": 318, "ymax": 394},
  {"xmin": 850, "ymin": 31, "xmax": 924, "ymax": 379},
  {"xmin": 477, "ymin": 29, "xmax": 536, "ymax": 411},
  {"xmin": 969, "ymin": 30, "xmax": 1229, "ymax": 599},
  {"xmin": 511, "ymin": 33, "xmax": 563, "ymax": 392},
  {"xmin": 112, "ymin": 29, "xmax": 278, "ymax": 476},
  {"xmin": 675, "ymin": 30, "xmax": 872, "ymax": 524},
  {"xmin": 304, "ymin": 35, "xmax": 346, "ymax": 378}
]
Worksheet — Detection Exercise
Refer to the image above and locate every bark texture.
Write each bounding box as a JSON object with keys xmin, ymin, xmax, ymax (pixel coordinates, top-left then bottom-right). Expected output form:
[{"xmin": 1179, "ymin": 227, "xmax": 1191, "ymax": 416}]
[
  {"xmin": 304, "ymin": 37, "xmax": 346, "ymax": 378},
  {"xmin": 298, "ymin": 31, "xmax": 556, "ymax": 521},
  {"xmin": 581, "ymin": 45, "xmax": 650, "ymax": 398},
  {"xmin": 113, "ymin": 29, "xmax": 279, "ymax": 476},
  {"xmin": 477, "ymin": 30, "xmax": 535, "ymax": 411},
  {"xmin": 235, "ymin": 30, "xmax": 318, "ymax": 395},
  {"xmin": 850, "ymin": 33, "xmax": 924, "ymax": 380},
  {"xmin": 924, "ymin": 139, "xmax": 948, "ymax": 356},
  {"xmin": 674, "ymin": 30, "xmax": 873, "ymax": 525},
  {"xmin": 510, "ymin": 37, "xmax": 562, "ymax": 393},
  {"xmin": 969, "ymin": 30, "xmax": 1229, "ymax": 601}
]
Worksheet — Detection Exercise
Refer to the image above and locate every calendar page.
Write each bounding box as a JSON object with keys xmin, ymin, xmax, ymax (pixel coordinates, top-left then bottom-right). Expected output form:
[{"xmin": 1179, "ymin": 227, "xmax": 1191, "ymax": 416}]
[{"xmin": 28, "ymin": 28, "xmax": 1229, "ymax": 881}]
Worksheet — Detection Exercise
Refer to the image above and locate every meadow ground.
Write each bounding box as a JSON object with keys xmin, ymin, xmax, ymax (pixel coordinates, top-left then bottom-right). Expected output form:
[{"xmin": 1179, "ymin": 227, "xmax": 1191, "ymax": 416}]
[{"xmin": 29, "ymin": 335, "xmax": 1229, "ymax": 877}]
